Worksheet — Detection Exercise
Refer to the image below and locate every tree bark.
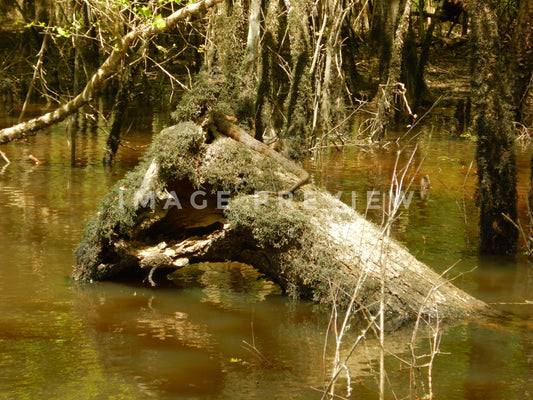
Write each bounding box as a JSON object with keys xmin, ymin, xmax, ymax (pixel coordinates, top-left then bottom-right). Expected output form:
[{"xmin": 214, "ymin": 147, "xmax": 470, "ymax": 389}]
[
  {"xmin": 470, "ymin": 0, "xmax": 518, "ymax": 254},
  {"xmin": 103, "ymin": 69, "xmax": 128, "ymax": 167},
  {"xmin": 371, "ymin": 0, "xmax": 400, "ymax": 82},
  {"xmin": 373, "ymin": 0, "xmax": 412, "ymax": 141},
  {"xmin": 510, "ymin": 0, "xmax": 533, "ymax": 124},
  {"xmin": 413, "ymin": 0, "xmax": 445, "ymax": 111},
  {"xmin": 0, "ymin": 0, "xmax": 224, "ymax": 145},
  {"xmin": 245, "ymin": 0, "xmax": 262, "ymax": 60}
]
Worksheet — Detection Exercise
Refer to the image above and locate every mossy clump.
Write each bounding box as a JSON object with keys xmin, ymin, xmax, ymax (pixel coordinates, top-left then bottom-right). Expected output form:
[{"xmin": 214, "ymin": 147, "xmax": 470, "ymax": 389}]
[
  {"xmin": 225, "ymin": 195, "xmax": 308, "ymax": 250},
  {"xmin": 200, "ymin": 138, "xmax": 289, "ymax": 194},
  {"xmin": 74, "ymin": 122, "xmax": 206, "ymax": 279},
  {"xmin": 171, "ymin": 70, "xmax": 226, "ymax": 123},
  {"xmin": 152, "ymin": 122, "xmax": 205, "ymax": 183},
  {"xmin": 74, "ymin": 164, "xmax": 152, "ymax": 278}
]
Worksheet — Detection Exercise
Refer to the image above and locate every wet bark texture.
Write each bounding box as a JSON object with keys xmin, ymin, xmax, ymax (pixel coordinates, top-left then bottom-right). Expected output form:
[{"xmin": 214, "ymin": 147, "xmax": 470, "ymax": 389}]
[
  {"xmin": 74, "ymin": 117, "xmax": 498, "ymax": 320},
  {"xmin": 470, "ymin": 0, "xmax": 517, "ymax": 254}
]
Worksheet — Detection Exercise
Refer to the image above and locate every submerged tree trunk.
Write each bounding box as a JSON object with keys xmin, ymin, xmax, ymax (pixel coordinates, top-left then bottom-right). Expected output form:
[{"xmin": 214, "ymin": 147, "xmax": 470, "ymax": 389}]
[
  {"xmin": 470, "ymin": 0, "xmax": 517, "ymax": 254},
  {"xmin": 74, "ymin": 116, "xmax": 498, "ymax": 320}
]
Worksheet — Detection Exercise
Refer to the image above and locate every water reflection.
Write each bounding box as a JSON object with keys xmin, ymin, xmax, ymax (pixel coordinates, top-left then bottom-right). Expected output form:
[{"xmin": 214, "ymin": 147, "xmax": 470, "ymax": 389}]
[{"xmin": 72, "ymin": 281, "xmax": 331, "ymax": 399}]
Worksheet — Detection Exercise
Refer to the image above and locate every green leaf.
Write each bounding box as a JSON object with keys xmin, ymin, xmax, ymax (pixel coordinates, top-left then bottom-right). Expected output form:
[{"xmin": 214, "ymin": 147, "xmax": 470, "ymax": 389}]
[
  {"xmin": 154, "ymin": 14, "xmax": 166, "ymax": 29},
  {"xmin": 56, "ymin": 27, "xmax": 70, "ymax": 38},
  {"xmin": 230, "ymin": 358, "xmax": 242, "ymax": 363},
  {"xmin": 136, "ymin": 5, "xmax": 152, "ymax": 19}
]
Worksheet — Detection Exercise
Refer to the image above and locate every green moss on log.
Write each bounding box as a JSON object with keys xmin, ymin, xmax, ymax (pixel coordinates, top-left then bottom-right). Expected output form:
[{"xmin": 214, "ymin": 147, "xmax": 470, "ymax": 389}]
[
  {"xmin": 74, "ymin": 120, "xmax": 298, "ymax": 280},
  {"xmin": 225, "ymin": 195, "xmax": 308, "ymax": 250},
  {"xmin": 153, "ymin": 122, "xmax": 205, "ymax": 182},
  {"xmin": 199, "ymin": 137, "xmax": 289, "ymax": 194},
  {"xmin": 74, "ymin": 122, "xmax": 206, "ymax": 278},
  {"xmin": 224, "ymin": 195, "xmax": 369, "ymax": 305}
]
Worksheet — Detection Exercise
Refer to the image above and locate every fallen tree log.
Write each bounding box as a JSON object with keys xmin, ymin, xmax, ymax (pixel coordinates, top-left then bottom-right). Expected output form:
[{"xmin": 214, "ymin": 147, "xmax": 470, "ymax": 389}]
[{"xmin": 74, "ymin": 118, "xmax": 498, "ymax": 319}]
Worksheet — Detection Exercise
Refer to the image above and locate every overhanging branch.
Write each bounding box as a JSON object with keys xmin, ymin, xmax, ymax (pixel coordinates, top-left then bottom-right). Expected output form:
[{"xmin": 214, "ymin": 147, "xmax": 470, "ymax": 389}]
[{"xmin": 0, "ymin": 0, "xmax": 224, "ymax": 145}]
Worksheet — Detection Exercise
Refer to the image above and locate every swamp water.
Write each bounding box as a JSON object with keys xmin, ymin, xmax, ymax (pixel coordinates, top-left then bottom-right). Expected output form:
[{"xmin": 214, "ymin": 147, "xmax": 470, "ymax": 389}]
[{"xmin": 0, "ymin": 110, "xmax": 532, "ymax": 399}]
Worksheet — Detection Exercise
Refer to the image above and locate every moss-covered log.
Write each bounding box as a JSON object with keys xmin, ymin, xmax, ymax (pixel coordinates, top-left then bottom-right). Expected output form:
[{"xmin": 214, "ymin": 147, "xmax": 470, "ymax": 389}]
[{"xmin": 74, "ymin": 119, "xmax": 497, "ymax": 319}]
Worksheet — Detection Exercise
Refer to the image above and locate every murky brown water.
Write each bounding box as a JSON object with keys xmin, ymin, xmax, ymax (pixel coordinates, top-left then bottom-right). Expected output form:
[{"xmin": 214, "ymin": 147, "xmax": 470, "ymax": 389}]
[{"xmin": 1, "ymin": 109, "xmax": 532, "ymax": 399}]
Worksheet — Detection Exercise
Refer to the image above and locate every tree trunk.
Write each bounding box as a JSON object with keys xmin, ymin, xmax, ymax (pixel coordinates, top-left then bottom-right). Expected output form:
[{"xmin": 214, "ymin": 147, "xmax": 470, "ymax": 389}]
[
  {"xmin": 283, "ymin": 0, "xmax": 312, "ymax": 144},
  {"xmin": 0, "ymin": 0, "xmax": 224, "ymax": 145},
  {"xmin": 470, "ymin": 0, "xmax": 518, "ymax": 254},
  {"xmin": 413, "ymin": 0, "xmax": 445, "ymax": 111},
  {"xmin": 103, "ymin": 70, "xmax": 128, "ymax": 167},
  {"xmin": 74, "ymin": 117, "xmax": 499, "ymax": 320},
  {"xmin": 371, "ymin": 0, "xmax": 400, "ymax": 82},
  {"xmin": 245, "ymin": 0, "xmax": 262, "ymax": 62},
  {"xmin": 373, "ymin": 0, "xmax": 412, "ymax": 141},
  {"xmin": 510, "ymin": 0, "xmax": 533, "ymax": 124}
]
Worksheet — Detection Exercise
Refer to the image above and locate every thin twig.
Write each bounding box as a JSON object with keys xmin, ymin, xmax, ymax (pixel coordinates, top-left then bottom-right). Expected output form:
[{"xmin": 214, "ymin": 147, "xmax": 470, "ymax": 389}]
[{"xmin": 0, "ymin": 150, "xmax": 10, "ymax": 165}]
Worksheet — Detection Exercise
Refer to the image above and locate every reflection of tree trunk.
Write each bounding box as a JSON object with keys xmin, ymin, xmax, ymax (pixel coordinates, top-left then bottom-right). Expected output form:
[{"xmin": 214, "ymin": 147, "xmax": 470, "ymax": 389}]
[
  {"xmin": 0, "ymin": 0, "xmax": 224, "ymax": 145},
  {"xmin": 66, "ymin": 113, "xmax": 78, "ymax": 167},
  {"xmin": 470, "ymin": 0, "xmax": 517, "ymax": 255}
]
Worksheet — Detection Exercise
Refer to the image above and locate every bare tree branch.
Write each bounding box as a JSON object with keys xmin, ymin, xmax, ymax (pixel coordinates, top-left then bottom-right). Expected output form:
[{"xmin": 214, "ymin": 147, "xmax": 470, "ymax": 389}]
[{"xmin": 0, "ymin": 0, "xmax": 224, "ymax": 145}]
